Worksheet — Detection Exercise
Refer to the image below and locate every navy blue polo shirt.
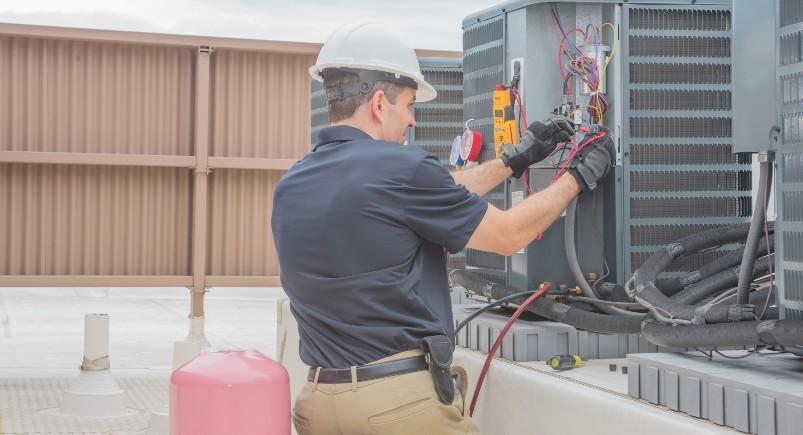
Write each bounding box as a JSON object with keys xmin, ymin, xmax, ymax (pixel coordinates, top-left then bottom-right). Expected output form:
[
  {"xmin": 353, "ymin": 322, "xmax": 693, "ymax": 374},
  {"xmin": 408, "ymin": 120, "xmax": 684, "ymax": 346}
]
[{"xmin": 271, "ymin": 126, "xmax": 488, "ymax": 368}]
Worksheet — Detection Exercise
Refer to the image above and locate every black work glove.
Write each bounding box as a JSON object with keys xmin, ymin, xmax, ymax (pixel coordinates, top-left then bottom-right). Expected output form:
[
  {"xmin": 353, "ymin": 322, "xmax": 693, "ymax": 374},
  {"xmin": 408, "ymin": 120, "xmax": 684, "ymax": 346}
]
[
  {"xmin": 529, "ymin": 115, "xmax": 575, "ymax": 144},
  {"xmin": 567, "ymin": 132, "xmax": 615, "ymax": 192},
  {"xmin": 501, "ymin": 116, "xmax": 575, "ymax": 178}
]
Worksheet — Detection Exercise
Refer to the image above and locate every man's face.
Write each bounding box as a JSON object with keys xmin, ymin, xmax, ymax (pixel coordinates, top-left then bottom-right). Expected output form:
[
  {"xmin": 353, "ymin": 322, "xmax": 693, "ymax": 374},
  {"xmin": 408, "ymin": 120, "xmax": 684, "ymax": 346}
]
[{"xmin": 378, "ymin": 87, "xmax": 417, "ymax": 144}]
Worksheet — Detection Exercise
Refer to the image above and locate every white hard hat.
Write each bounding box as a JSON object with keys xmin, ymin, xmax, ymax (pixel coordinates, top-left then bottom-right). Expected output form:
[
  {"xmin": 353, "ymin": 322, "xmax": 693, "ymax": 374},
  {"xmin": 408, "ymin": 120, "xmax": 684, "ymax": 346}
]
[{"xmin": 310, "ymin": 21, "xmax": 437, "ymax": 103}]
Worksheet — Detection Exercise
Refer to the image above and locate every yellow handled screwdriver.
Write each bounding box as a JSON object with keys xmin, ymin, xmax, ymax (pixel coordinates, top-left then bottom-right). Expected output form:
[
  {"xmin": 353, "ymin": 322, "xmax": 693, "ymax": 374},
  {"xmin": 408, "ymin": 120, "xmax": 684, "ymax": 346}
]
[{"xmin": 547, "ymin": 354, "xmax": 583, "ymax": 371}]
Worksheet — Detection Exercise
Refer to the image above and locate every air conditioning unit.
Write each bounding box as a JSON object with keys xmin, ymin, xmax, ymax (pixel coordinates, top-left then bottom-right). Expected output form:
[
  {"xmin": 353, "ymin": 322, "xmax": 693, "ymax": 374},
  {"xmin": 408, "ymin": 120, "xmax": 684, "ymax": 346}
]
[{"xmin": 462, "ymin": 0, "xmax": 753, "ymax": 293}]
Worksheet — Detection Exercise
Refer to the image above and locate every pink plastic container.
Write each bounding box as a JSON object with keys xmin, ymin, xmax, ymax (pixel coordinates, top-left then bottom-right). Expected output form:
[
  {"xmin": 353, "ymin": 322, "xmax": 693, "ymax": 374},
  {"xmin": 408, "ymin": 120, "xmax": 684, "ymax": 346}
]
[{"xmin": 170, "ymin": 350, "xmax": 290, "ymax": 435}]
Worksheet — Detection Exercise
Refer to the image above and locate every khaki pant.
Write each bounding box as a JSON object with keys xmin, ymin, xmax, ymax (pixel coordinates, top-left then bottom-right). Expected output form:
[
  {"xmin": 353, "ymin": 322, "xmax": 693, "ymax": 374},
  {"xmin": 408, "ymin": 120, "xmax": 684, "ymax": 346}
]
[{"xmin": 293, "ymin": 349, "xmax": 481, "ymax": 435}]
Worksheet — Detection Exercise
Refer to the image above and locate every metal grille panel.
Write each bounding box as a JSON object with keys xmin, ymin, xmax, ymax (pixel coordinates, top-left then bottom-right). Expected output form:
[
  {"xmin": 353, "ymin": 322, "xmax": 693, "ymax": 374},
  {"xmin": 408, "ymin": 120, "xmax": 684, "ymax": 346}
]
[
  {"xmin": 629, "ymin": 144, "xmax": 745, "ymax": 165},
  {"xmin": 470, "ymin": 268, "xmax": 507, "ymax": 285},
  {"xmin": 783, "ymin": 232, "xmax": 803, "ymax": 263},
  {"xmin": 630, "ymin": 224, "xmax": 721, "ymax": 247},
  {"xmin": 781, "ymin": 0, "xmax": 803, "ymax": 27},
  {"xmin": 630, "ymin": 90, "xmax": 731, "ymax": 111},
  {"xmin": 781, "ymin": 71, "xmax": 803, "ymax": 105},
  {"xmin": 409, "ymin": 58, "xmax": 464, "ymax": 164},
  {"xmin": 630, "ymin": 170, "xmax": 750, "ymax": 192},
  {"xmin": 466, "ymin": 249, "xmax": 506, "ymax": 270},
  {"xmin": 630, "ymin": 63, "xmax": 731, "ymax": 84},
  {"xmin": 310, "ymin": 80, "xmax": 327, "ymax": 146},
  {"xmin": 782, "ymin": 111, "xmax": 803, "ymax": 144},
  {"xmin": 463, "ymin": 15, "xmax": 506, "ymax": 276},
  {"xmin": 411, "ymin": 126, "xmax": 463, "ymax": 142},
  {"xmin": 630, "ymin": 197, "xmax": 751, "ymax": 219},
  {"xmin": 787, "ymin": 308, "xmax": 803, "ymax": 320},
  {"xmin": 447, "ymin": 252, "xmax": 466, "ymax": 270},
  {"xmin": 620, "ymin": 5, "xmax": 746, "ymax": 276},
  {"xmin": 782, "ymin": 191, "xmax": 803, "ymax": 222},
  {"xmin": 779, "ymin": 0, "xmax": 803, "ymax": 328},
  {"xmin": 780, "ymin": 30, "xmax": 803, "ymax": 66},
  {"xmin": 629, "ymin": 36, "xmax": 730, "ymax": 58},
  {"xmin": 628, "ymin": 8, "xmax": 730, "ymax": 31},
  {"xmin": 423, "ymin": 70, "xmax": 463, "ymax": 86},
  {"xmin": 630, "ymin": 117, "xmax": 732, "ymax": 138},
  {"xmin": 783, "ymin": 152, "xmax": 803, "ymax": 183},
  {"xmin": 784, "ymin": 270, "xmax": 803, "ymax": 305},
  {"xmin": 413, "ymin": 108, "xmax": 464, "ymax": 124}
]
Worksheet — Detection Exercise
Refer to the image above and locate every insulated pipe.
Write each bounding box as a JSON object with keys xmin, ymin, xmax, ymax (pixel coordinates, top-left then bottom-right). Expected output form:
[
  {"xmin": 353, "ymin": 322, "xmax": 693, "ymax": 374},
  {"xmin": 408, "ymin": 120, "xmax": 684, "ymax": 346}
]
[
  {"xmin": 659, "ymin": 235, "xmax": 773, "ymax": 296},
  {"xmin": 632, "ymin": 224, "xmax": 756, "ymax": 323},
  {"xmin": 450, "ymin": 269, "xmax": 645, "ymax": 335},
  {"xmin": 564, "ymin": 200, "xmax": 640, "ymax": 316},
  {"xmin": 736, "ymin": 159, "xmax": 774, "ymax": 305},
  {"xmin": 641, "ymin": 319, "xmax": 803, "ymax": 349},
  {"xmin": 671, "ymin": 254, "xmax": 774, "ymax": 305},
  {"xmin": 451, "ymin": 269, "xmax": 778, "ymax": 337}
]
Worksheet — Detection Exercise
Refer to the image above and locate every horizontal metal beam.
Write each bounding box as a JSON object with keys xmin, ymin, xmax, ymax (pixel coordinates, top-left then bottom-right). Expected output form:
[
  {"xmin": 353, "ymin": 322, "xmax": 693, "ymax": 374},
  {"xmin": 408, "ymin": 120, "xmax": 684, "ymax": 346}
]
[
  {"xmin": 208, "ymin": 157, "xmax": 296, "ymax": 171},
  {"xmin": 0, "ymin": 275, "xmax": 194, "ymax": 287},
  {"xmin": 0, "ymin": 151, "xmax": 299, "ymax": 171},
  {"xmin": 205, "ymin": 276, "xmax": 282, "ymax": 287},
  {"xmin": 0, "ymin": 151, "xmax": 196, "ymax": 168}
]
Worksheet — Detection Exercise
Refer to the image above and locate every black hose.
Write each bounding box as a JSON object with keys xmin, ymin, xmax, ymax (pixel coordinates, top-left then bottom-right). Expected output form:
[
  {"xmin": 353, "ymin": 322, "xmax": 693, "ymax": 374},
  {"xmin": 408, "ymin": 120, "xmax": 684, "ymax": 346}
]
[
  {"xmin": 451, "ymin": 269, "xmax": 646, "ymax": 335},
  {"xmin": 659, "ymin": 235, "xmax": 774, "ymax": 296},
  {"xmin": 451, "ymin": 269, "xmax": 780, "ymax": 341},
  {"xmin": 454, "ymin": 290, "xmax": 535, "ymax": 336},
  {"xmin": 632, "ymin": 224, "xmax": 757, "ymax": 323},
  {"xmin": 564, "ymin": 200, "xmax": 639, "ymax": 316},
  {"xmin": 641, "ymin": 318, "xmax": 803, "ymax": 349},
  {"xmin": 671, "ymin": 254, "xmax": 774, "ymax": 305},
  {"xmin": 736, "ymin": 159, "xmax": 773, "ymax": 305}
]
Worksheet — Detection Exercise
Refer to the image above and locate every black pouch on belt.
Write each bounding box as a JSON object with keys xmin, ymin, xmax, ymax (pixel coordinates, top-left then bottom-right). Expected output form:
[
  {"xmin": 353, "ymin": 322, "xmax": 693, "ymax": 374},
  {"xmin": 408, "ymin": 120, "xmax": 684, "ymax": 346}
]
[{"xmin": 420, "ymin": 335, "xmax": 454, "ymax": 405}]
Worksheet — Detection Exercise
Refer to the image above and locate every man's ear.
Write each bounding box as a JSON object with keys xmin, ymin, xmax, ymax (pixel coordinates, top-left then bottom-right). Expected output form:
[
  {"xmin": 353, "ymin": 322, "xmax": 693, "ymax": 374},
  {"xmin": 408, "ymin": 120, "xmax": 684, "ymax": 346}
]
[{"xmin": 370, "ymin": 90, "xmax": 386, "ymax": 123}]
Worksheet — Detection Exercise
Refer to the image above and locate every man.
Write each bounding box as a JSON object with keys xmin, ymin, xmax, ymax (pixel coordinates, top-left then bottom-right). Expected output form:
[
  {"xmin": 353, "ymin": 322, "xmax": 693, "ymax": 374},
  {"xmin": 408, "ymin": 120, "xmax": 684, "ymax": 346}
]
[{"xmin": 272, "ymin": 21, "xmax": 614, "ymax": 434}]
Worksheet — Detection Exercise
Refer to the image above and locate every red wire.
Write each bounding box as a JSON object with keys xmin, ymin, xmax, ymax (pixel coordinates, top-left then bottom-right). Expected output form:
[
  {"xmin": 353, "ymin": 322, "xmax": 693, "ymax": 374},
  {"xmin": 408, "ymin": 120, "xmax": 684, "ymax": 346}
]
[
  {"xmin": 552, "ymin": 132, "xmax": 606, "ymax": 182},
  {"xmin": 468, "ymin": 282, "xmax": 553, "ymax": 417},
  {"xmin": 522, "ymin": 170, "xmax": 532, "ymax": 195},
  {"xmin": 509, "ymin": 87, "xmax": 528, "ymax": 128},
  {"xmin": 509, "ymin": 87, "xmax": 531, "ymax": 194}
]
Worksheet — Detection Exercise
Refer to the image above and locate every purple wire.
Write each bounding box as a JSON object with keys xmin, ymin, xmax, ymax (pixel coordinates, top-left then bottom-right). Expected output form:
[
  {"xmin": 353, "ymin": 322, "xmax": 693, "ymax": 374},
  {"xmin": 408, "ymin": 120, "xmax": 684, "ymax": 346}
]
[{"xmin": 552, "ymin": 3, "xmax": 581, "ymax": 55}]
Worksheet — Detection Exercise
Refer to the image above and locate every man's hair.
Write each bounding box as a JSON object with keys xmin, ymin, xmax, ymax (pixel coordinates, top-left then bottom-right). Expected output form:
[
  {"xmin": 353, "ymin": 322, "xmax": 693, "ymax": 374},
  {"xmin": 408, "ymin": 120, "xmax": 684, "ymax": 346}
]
[{"xmin": 323, "ymin": 69, "xmax": 401, "ymax": 122}]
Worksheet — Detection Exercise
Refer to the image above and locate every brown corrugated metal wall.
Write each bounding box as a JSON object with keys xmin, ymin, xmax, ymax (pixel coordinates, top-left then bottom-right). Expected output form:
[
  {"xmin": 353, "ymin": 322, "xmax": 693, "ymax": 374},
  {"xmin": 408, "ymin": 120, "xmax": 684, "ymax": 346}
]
[
  {"xmin": 0, "ymin": 24, "xmax": 459, "ymax": 313},
  {"xmin": 0, "ymin": 24, "xmax": 322, "ymax": 297}
]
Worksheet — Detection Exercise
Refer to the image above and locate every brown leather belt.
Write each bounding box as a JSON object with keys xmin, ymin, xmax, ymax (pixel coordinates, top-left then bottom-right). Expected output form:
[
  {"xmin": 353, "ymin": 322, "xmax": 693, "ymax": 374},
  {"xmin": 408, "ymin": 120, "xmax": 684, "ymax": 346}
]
[{"xmin": 307, "ymin": 355, "xmax": 428, "ymax": 384}]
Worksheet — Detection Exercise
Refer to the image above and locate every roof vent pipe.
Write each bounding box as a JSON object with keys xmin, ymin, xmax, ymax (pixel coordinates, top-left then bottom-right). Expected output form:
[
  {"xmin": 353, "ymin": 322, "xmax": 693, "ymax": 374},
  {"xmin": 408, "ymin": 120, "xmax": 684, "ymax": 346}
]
[{"xmin": 59, "ymin": 313, "xmax": 129, "ymax": 417}]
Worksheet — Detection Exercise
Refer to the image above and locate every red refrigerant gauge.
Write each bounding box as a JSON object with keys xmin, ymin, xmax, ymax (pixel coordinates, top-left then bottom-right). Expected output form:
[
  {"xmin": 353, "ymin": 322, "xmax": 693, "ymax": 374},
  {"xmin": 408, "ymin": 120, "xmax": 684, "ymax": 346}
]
[{"xmin": 460, "ymin": 119, "xmax": 483, "ymax": 162}]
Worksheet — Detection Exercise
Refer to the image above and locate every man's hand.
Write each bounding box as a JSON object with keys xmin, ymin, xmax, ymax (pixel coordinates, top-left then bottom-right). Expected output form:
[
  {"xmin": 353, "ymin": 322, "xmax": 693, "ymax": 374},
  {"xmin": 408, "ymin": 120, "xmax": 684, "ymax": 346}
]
[
  {"xmin": 501, "ymin": 116, "xmax": 575, "ymax": 178},
  {"xmin": 568, "ymin": 132, "xmax": 615, "ymax": 192},
  {"xmin": 529, "ymin": 115, "xmax": 575, "ymax": 144}
]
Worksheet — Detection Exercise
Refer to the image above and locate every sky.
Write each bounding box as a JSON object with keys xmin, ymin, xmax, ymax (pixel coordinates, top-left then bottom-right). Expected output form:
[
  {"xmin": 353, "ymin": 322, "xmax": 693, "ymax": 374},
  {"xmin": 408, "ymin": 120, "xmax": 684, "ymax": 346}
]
[{"xmin": 0, "ymin": 0, "xmax": 500, "ymax": 51}]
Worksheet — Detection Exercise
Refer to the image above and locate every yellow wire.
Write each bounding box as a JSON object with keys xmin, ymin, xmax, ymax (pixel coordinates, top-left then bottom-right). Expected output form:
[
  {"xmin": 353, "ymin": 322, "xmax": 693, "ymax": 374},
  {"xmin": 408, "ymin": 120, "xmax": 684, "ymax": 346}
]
[
  {"xmin": 601, "ymin": 22, "xmax": 617, "ymax": 77},
  {"xmin": 567, "ymin": 105, "xmax": 602, "ymax": 122}
]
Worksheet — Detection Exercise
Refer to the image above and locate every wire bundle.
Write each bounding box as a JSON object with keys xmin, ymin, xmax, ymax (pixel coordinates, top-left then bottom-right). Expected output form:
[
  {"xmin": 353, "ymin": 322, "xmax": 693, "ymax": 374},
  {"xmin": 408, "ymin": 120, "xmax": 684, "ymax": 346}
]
[{"xmin": 550, "ymin": 4, "xmax": 615, "ymax": 125}]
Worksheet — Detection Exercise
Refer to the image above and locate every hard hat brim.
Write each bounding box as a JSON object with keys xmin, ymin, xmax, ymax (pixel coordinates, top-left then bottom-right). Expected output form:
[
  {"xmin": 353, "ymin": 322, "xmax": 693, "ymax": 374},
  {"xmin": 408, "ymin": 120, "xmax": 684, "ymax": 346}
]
[{"xmin": 310, "ymin": 63, "xmax": 437, "ymax": 103}]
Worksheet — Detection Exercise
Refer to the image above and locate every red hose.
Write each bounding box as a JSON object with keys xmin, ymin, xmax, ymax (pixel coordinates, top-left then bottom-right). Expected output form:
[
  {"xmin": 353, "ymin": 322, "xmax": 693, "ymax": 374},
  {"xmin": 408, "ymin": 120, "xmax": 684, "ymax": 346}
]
[{"xmin": 468, "ymin": 282, "xmax": 553, "ymax": 416}]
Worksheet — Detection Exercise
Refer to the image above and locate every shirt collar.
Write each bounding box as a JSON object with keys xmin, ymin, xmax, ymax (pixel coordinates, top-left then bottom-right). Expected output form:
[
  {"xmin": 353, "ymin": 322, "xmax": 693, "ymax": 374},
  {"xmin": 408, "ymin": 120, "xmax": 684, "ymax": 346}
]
[{"xmin": 314, "ymin": 125, "xmax": 373, "ymax": 151}]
